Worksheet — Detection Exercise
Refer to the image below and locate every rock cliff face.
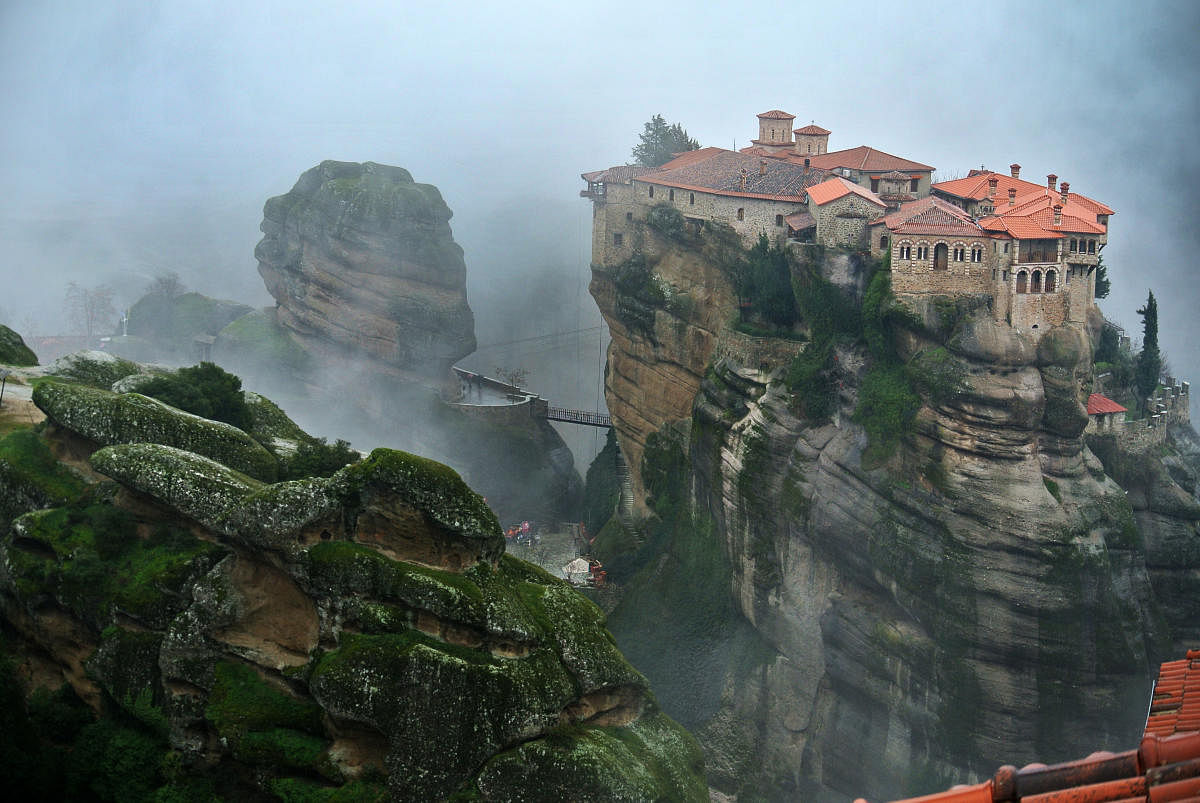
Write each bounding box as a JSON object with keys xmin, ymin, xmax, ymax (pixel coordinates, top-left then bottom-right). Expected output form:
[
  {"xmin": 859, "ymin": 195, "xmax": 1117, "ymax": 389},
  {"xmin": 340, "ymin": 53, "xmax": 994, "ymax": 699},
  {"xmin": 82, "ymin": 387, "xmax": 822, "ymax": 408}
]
[
  {"xmin": 255, "ymin": 160, "xmax": 475, "ymax": 377},
  {"xmin": 0, "ymin": 356, "xmax": 704, "ymax": 801},
  {"xmin": 589, "ymin": 222, "xmax": 1200, "ymax": 799}
]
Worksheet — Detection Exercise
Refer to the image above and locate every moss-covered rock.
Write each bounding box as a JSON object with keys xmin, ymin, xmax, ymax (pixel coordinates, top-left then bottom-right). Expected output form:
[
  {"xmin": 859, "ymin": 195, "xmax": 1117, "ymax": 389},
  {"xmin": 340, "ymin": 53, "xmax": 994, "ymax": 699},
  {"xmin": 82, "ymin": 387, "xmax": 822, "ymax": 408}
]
[
  {"xmin": 469, "ymin": 711, "xmax": 707, "ymax": 803},
  {"xmin": 0, "ymin": 428, "xmax": 89, "ymax": 528},
  {"xmin": 34, "ymin": 380, "xmax": 279, "ymax": 481},
  {"xmin": 0, "ymin": 324, "xmax": 38, "ymax": 366},
  {"xmin": 90, "ymin": 443, "xmax": 263, "ymax": 527},
  {"xmin": 44, "ymin": 350, "xmax": 142, "ymax": 389}
]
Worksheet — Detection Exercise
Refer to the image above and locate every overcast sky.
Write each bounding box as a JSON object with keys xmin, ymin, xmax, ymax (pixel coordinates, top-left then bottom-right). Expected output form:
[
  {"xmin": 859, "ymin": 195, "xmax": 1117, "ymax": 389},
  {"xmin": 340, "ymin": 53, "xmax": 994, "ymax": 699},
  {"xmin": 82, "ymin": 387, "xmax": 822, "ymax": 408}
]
[{"xmin": 1, "ymin": 0, "xmax": 1198, "ymax": 397}]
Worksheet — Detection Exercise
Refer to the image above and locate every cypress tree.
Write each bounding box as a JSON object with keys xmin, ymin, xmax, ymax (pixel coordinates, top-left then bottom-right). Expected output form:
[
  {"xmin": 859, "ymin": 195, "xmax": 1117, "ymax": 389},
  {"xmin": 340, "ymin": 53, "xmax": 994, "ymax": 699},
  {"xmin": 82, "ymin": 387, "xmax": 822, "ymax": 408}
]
[{"xmin": 1135, "ymin": 290, "xmax": 1161, "ymax": 405}]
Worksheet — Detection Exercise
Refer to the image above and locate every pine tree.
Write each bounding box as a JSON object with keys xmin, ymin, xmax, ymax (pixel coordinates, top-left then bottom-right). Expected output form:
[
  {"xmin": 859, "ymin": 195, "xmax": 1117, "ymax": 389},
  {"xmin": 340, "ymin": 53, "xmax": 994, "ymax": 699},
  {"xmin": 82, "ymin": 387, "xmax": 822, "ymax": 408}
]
[
  {"xmin": 1135, "ymin": 290, "xmax": 1161, "ymax": 405},
  {"xmin": 1094, "ymin": 254, "xmax": 1111, "ymax": 299},
  {"xmin": 632, "ymin": 115, "xmax": 699, "ymax": 167}
]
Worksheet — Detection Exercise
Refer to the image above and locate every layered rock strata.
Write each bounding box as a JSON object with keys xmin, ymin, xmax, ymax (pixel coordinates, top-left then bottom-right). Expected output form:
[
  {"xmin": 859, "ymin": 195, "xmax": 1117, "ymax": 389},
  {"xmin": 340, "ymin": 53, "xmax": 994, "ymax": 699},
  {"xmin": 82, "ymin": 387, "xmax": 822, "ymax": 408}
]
[
  {"xmin": 0, "ymin": 357, "xmax": 704, "ymax": 800},
  {"xmin": 255, "ymin": 160, "xmax": 476, "ymax": 377},
  {"xmin": 589, "ymin": 221, "xmax": 1199, "ymax": 800}
]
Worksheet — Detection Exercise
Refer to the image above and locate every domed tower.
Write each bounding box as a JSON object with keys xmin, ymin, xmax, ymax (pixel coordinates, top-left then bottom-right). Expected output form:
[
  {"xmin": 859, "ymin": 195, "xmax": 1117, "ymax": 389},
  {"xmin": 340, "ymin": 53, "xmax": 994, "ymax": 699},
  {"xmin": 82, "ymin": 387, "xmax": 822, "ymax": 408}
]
[
  {"xmin": 752, "ymin": 109, "xmax": 796, "ymax": 154},
  {"xmin": 793, "ymin": 123, "xmax": 831, "ymax": 155}
]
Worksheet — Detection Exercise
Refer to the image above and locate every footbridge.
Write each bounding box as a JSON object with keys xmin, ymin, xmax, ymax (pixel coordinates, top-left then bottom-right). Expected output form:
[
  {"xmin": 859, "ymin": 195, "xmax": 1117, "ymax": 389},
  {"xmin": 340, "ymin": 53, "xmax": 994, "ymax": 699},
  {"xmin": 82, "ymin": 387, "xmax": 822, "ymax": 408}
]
[{"xmin": 449, "ymin": 367, "xmax": 611, "ymax": 429}]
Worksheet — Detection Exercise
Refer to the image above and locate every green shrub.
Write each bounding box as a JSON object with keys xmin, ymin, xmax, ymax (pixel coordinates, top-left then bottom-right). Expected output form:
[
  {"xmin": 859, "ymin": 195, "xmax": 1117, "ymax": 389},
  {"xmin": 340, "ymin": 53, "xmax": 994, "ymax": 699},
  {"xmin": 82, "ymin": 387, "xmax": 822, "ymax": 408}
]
[
  {"xmin": 854, "ymin": 363, "xmax": 920, "ymax": 463},
  {"xmin": 137, "ymin": 362, "xmax": 251, "ymax": 431},
  {"xmin": 282, "ymin": 438, "xmax": 361, "ymax": 480},
  {"xmin": 785, "ymin": 336, "xmax": 836, "ymax": 422}
]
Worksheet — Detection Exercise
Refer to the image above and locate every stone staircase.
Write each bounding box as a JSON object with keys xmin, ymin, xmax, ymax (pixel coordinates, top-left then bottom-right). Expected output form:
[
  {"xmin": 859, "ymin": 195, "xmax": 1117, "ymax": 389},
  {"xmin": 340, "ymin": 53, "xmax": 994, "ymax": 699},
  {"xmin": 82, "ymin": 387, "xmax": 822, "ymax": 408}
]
[{"xmin": 615, "ymin": 447, "xmax": 640, "ymax": 542}]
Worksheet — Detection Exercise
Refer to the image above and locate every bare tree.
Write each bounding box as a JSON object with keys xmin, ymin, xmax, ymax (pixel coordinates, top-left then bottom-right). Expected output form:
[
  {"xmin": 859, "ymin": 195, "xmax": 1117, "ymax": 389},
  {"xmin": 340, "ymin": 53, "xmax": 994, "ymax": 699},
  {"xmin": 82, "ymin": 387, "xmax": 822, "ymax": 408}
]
[
  {"xmin": 147, "ymin": 271, "xmax": 186, "ymax": 298},
  {"xmin": 494, "ymin": 366, "xmax": 529, "ymax": 389},
  {"xmin": 65, "ymin": 282, "xmax": 116, "ymax": 348}
]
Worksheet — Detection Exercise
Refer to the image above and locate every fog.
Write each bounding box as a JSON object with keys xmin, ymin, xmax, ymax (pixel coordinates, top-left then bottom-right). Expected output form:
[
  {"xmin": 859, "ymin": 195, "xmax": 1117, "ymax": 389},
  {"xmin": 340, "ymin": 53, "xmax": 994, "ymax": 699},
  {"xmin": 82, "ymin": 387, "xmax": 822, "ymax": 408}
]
[{"xmin": 1, "ymin": 0, "xmax": 1198, "ymax": 456}]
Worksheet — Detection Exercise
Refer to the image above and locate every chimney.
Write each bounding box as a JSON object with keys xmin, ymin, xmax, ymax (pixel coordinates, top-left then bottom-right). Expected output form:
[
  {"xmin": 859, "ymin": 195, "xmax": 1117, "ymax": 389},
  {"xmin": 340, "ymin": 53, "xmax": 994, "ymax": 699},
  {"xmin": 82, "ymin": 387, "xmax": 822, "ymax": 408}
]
[
  {"xmin": 1053, "ymin": 203, "xmax": 1062, "ymax": 225},
  {"xmin": 1047, "ymin": 174, "xmax": 1057, "ymax": 191},
  {"xmin": 804, "ymin": 158, "xmax": 810, "ymax": 168},
  {"xmin": 1060, "ymin": 181, "xmax": 1070, "ymax": 204},
  {"xmin": 987, "ymin": 176, "xmax": 998, "ymax": 199},
  {"xmin": 1010, "ymin": 163, "xmax": 1021, "ymax": 179},
  {"xmin": 1008, "ymin": 188, "xmax": 1016, "ymax": 206},
  {"xmin": 740, "ymin": 167, "xmax": 748, "ymax": 192},
  {"xmin": 759, "ymin": 159, "xmax": 767, "ymax": 176}
]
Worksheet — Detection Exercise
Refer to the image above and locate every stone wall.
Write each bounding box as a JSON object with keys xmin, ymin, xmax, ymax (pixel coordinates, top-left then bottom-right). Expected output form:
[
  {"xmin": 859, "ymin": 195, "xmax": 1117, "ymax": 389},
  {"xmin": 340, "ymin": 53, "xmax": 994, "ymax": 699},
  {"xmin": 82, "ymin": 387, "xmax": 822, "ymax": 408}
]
[
  {"xmin": 713, "ymin": 327, "xmax": 806, "ymax": 378},
  {"xmin": 1085, "ymin": 381, "xmax": 1192, "ymax": 451},
  {"xmin": 630, "ymin": 181, "xmax": 802, "ymax": 247},
  {"xmin": 813, "ymin": 194, "xmax": 885, "ymax": 249},
  {"xmin": 890, "ymin": 234, "xmax": 993, "ymax": 296}
]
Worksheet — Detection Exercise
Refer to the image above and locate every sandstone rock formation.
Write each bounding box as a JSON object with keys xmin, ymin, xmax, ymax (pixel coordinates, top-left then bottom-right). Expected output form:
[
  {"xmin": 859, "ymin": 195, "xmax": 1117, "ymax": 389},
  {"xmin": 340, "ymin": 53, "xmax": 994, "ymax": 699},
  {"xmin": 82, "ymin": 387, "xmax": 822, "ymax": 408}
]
[
  {"xmin": 0, "ymin": 356, "xmax": 704, "ymax": 800},
  {"xmin": 588, "ymin": 219, "xmax": 1200, "ymax": 800},
  {"xmin": 255, "ymin": 160, "xmax": 476, "ymax": 377}
]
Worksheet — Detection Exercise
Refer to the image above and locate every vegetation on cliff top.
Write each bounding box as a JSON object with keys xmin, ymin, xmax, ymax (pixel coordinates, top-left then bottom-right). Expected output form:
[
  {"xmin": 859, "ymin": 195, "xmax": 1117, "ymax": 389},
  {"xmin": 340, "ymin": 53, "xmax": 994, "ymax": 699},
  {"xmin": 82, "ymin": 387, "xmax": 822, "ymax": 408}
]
[
  {"xmin": 632, "ymin": 114, "xmax": 699, "ymax": 167},
  {"xmin": 0, "ymin": 324, "xmax": 38, "ymax": 366}
]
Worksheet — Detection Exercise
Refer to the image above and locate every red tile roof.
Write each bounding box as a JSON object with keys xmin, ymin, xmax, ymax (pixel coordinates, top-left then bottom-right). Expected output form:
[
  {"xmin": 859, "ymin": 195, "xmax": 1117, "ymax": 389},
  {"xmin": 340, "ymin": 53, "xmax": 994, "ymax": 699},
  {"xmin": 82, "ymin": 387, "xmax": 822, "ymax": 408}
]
[
  {"xmin": 802, "ymin": 145, "xmax": 935, "ymax": 173},
  {"xmin": 794, "ymin": 124, "xmax": 832, "ymax": 135},
  {"xmin": 877, "ymin": 196, "xmax": 984, "ymax": 237},
  {"xmin": 978, "ymin": 215, "xmax": 1065, "ymax": 240},
  {"xmin": 580, "ymin": 164, "xmax": 656, "ymax": 184},
  {"xmin": 785, "ymin": 212, "xmax": 816, "ymax": 230},
  {"xmin": 758, "ymin": 109, "xmax": 796, "ymax": 119},
  {"xmin": 854, "ymin": 650, "xmax": 1200, "ymax": 803},
  {"xmin": 1087, "ymin": 394, "xmax": 1128, "ymax": 415},
  {"xmin": 806, "ymin": 176, "xmax": 887, "ymax": 207},
  {"xmin": 933, "ymin": 172, "xmax": 1114, "ymax": 222}
]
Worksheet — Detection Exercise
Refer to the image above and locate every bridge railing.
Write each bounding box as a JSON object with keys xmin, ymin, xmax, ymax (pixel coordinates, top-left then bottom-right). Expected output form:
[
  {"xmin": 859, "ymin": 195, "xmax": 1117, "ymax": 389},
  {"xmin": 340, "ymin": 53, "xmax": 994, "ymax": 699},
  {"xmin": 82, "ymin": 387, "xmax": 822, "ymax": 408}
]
[{"xmin": 543, "ymin": 406, "xmax": 612, "ymax": 428}]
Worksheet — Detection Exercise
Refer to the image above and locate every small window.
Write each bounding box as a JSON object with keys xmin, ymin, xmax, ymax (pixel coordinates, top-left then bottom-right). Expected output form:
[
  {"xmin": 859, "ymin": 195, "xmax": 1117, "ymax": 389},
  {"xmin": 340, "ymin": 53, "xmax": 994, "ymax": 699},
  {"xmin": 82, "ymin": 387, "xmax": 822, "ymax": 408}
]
[
  {"xmin": 871, "ymin": 178, "xmax": 880, "ymax": 193},
  {"xmin": 669, "ymin": 189, "xmax": 675, "ymax": 201},
  {"xmin": 972, "ymin": 247, "xmax": 982, "ymax": 262},
  {"xmin": 1070, "ymin": 238, "xmax": 1077, "ymax": 252},
  {"xmin": 689, "ymin": 193, "xmax": 695, "ymax": 205},
  {"xmin": 613, "ymin": 233, "xmax": 623, "ymax": 246},
  {"xmin": 992, "ymin": 269, "xmax": 997, "ymax": 280},
  {"xmin": 775, "ymin": 214, "xmax": 784, "ymax": 227},
  {"xmin": 1088, "ymin": 240, "xmax": 1096, "ymax": 254},
  {"xmin": 1004, "ymin": 243, "xmax": 1010, "ymax": 253},
  {"xmin": 737, "ymin": 208, "xmax": 745, "ymax": 221},
  {"xmin": 648, "ymin": 186, "xmax": 654, "ymax": 198},
  {"xmin": 910, "ymin": 178, "xmax": 919, "ymax": 192},
  {"xmin": 881, "ymin": 235, "xmax": 889, "ymax": 249},
  {"xmin": 626, "ymin": 212, "xmax": 633, "ymax": 222}
]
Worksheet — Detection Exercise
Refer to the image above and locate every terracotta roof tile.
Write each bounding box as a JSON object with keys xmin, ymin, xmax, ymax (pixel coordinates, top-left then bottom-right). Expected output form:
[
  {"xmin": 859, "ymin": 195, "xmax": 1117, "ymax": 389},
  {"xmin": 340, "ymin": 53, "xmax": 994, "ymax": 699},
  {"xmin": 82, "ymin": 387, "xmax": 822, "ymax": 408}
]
[
  {"xmin": 806, "ymin": 176, "xmax": 887, "ymax": 207},
  {"xmin": 639, "ymin": 148, "xmax": 830, "ymax": 202},
  {"xmin": 757, "ymin": 109, "xmax": 796, "ymax": 119},
  {"xmin": 978, "ymin": 215, "xmax": 1065, "ymax": 240},
  {"xmin": 855, "ymin": 652, "xmax": 1200, "ymax": 803},
  {"xmin": 803, "ymin": 145, "xmax": 935, "ymax": 173},
  {"xmin": 1087, "ymin": 394, "xmax": 1128, "ymax": 415},
  {"xmin": 785, "ymin": 212, "xmax": 815, "ymax": 229},
  {"xmin": 877, "ymin": 196, "xmax": 983, "ymax": 237},
  {"xmin": 933, "ymin": 171, "xmax": 1045, "ymax": 202},
  {"xmin": 580, "ymin": 164, "xmax": 656, "ymax": 184},
  {"xmin": 794, "ymin": 124, "xmax": 832, "ymax": 135}
]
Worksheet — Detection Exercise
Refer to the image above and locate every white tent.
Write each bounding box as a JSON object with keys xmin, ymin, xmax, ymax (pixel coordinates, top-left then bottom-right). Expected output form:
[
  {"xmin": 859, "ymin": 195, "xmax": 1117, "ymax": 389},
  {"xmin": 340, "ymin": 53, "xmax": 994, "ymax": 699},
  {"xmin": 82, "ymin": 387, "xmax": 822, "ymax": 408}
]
[{"xmin": 563, "ymin": 557, "xmax": 591, "ymax": 582}]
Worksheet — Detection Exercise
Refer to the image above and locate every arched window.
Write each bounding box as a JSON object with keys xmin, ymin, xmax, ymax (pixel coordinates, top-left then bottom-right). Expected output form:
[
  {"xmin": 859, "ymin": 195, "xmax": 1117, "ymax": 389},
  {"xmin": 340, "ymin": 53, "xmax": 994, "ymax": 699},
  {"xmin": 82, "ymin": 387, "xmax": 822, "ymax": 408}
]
[
  {"xmin": 1031, "ymin": 270, "xmax": 1043, "ymax": 293},
  {"xmin": 689, "ymin": 193, "xmax": 695, "ymax": 205},
  {"xmin": 775, "ymin": 214, "xmax": 784, "ymax": 227},
  {"xmin": 649, "ymin": 186, "xmax": 654, "ymax": 198},
  {"xmin": 737, "ymin": 208, "xmax": 745, "ymax": 221},
  {"xmin": 1017, "ymin": 271, "xmax": 1028, "ymax": 293},
  {"xmin": 933, "ymin": 243, "xmax": 948, "ymax": 270},
  {"xmin": 880, "ymin": 235, "xmax": 889, "ymax": 250},
  {"xmin": 669, "ymin": 189, "xmax": 675, "ymax": 201},
  {"xmin": 1045, "ymin": 269, "xmax": 1057, "ymax": 292}
]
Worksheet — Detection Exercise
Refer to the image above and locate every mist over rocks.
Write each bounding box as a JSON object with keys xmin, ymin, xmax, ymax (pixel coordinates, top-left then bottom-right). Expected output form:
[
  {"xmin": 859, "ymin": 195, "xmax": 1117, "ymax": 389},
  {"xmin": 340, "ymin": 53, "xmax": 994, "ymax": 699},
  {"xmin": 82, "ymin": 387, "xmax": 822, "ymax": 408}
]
[{"xmin": 255, "ymin": 160, "xmax": 476, "ymax": 378}]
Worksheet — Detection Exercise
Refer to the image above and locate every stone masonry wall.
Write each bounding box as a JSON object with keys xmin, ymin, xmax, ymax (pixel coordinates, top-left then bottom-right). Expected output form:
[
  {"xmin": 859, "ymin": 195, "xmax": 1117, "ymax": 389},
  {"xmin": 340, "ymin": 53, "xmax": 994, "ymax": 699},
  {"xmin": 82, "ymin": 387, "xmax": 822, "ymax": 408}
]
[
  {"xmin": 814, "ymin": 194, "xmax": 885, "ymax": 249},
  {"xmin": 713, "ymin": 327, "xmax": 806, "ymax": 378},
  {"xmin": 630, "ymin": 181, "xmax": 802, "ymax": 247},
  {"xmin": 890, "ymin": 234, "xmax": 993, "ymax": 296}
]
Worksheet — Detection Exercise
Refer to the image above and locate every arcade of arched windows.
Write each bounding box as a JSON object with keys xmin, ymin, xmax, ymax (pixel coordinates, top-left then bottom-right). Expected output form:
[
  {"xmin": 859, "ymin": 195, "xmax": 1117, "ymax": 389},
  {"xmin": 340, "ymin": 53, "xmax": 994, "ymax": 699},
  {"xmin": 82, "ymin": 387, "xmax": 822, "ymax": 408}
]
[
  {"xmin": 1014, "ymin": 268, "xmax": 1060, "ymax": 294},
  {"xmin": 895, "ymin": 239, "xmax": 987, "ymax": 271}
]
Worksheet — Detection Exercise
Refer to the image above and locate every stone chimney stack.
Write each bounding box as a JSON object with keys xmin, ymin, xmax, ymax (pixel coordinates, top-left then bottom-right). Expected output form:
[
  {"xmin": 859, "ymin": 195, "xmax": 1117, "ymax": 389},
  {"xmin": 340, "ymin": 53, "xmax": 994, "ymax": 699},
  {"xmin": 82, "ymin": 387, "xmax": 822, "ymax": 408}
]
[
  {"xmin": 987, "ymin": 176, "xmax": 998, "ymax": 199},
  {"xmin": 1010, "ymin": 163, "xmax": 1021, "ymax": 179},
  {"xmin": 759, "ymin": 159, "xmax": 767, "ymax": 176},
  {"xmin": 740, "ymin": 167, "xmax": 748, "ymax": 192},
  {"xmin": 1008, "ymin": 188, "xmax": 1017, "ymax": 206},
  {"xmin": 1047, "ymin": 174, "xmax": 1057, "ymax": 191},
  {"xmin": 1053, "ymin": 203, "xmax": 1063, "ymax": 225},
  {"xmin": 1060, "ymin": 181, "xmax": 1070, "ymax": 204}
]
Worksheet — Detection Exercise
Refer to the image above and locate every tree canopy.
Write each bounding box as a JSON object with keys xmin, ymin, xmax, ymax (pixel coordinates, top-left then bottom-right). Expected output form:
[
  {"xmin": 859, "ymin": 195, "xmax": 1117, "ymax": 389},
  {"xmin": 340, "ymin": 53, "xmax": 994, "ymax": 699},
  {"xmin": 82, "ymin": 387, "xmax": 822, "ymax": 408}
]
[
  {"xmin": 632, "ymin": 114, "xmax": 699, "ymax": 167},
  {"xmin": 1135, "ymin": 290, "xmax": 1161, "ymax": 403},
  {"xmin": 1094, "ymin": 254, "xmax": 1111, "ymax": 299}
]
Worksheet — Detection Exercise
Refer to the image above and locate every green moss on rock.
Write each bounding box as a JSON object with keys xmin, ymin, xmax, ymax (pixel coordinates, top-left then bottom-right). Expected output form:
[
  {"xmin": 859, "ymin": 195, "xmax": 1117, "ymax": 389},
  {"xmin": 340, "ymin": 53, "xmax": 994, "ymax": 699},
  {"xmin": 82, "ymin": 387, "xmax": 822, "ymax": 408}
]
[
  {"xmin": 0, "ymin": 324, "xmax": 38, "ymax": 366},
  {"xmin": 91, "ymin": 443, "xmax": 264, "ymax": 527},
  {"xmin": 0, "ymin": 428, "xmax": 88, "ymax": 527},
  {"xmin": 468, "ymin": 711, "xmax": 707, "ymax": 802},
  {"xmin": 45, "ymin": 350, "xmax": 141, "ymax": 389},
  {"xmin": 34, "ymin": 380, "xmax": 279, "ymax": 480},
  {"xmin": 336, "ymin": 448, "xmax": 502, "ymax": 548}
]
